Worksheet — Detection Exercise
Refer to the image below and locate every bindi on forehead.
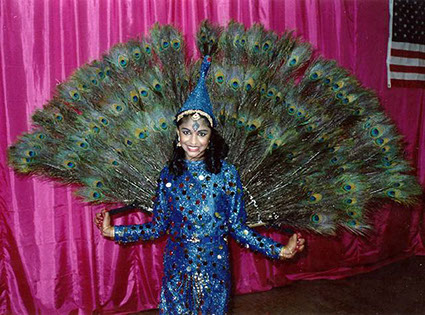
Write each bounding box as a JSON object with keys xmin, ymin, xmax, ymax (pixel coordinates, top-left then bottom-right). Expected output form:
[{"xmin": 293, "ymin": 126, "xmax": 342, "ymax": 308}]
[{"xmin": 192, "ymin": 121, "xmax": 200, "ymax": 131}]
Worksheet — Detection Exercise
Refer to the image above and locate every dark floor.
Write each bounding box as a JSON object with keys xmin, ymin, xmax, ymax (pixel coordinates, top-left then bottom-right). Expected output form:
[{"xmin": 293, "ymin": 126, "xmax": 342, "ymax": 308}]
[{"xmin": 138, "ymin": 256, "xmax": 425, "ymax": 315}]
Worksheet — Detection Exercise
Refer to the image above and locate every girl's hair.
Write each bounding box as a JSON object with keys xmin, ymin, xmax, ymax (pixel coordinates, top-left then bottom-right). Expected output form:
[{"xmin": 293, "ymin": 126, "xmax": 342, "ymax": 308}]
[{"xmin": 168, "ymin": 115, "xmax": 229, "ymax": 177}]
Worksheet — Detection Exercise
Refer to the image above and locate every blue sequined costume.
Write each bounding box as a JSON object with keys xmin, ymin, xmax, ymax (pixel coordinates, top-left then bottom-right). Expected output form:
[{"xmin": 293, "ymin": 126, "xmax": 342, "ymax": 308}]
[{"xmin": 114, "ymin": 160, "xmax": 283, "ymax": 314}]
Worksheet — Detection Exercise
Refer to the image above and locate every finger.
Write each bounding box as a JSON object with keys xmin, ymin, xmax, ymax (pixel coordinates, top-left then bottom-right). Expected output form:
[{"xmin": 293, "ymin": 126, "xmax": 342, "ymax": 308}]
[{"xmin": 103, "ymin": 211, "xmax": 111, "ymax": 230}]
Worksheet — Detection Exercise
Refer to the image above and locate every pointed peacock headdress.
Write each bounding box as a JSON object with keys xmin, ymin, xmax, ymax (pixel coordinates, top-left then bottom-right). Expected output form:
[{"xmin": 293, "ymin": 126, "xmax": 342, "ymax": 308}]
[{"xmin": 176, "ymin": 55, "xmax": 217, "ymax": 127}]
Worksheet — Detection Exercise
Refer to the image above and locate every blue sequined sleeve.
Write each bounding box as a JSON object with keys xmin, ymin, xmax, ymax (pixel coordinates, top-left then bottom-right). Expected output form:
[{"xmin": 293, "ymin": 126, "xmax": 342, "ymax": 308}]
[
  {"xmin": 114, "ymin": 168, "xmax": 170, "ymax": 244},
  {"xmin": 227, "ymin": 165, "xmax": 283, "ymax": 260}
]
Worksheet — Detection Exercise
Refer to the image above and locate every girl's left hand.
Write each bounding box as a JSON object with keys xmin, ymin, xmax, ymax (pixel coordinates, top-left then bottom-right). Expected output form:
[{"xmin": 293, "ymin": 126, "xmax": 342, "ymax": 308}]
[{"xmin": 279, "ymin": 232, "xmax": 305, "ymax": 260}]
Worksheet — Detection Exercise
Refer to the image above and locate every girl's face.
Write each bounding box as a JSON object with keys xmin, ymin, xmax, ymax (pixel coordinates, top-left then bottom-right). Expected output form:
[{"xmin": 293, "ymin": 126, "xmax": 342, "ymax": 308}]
[{"xmin": 177, "ymin": 115, "xmax": 211, "ymax": 161}]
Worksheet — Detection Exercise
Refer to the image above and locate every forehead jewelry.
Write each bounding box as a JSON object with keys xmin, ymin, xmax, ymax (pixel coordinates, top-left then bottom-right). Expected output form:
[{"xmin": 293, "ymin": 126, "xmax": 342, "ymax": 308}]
[
  {"xmin": 192, "ymin": 121, "xmax": 200, "ymax": 131},
  {"xmin": 192, "ymin": 113, "xmax": 201, "ymax": 131}
]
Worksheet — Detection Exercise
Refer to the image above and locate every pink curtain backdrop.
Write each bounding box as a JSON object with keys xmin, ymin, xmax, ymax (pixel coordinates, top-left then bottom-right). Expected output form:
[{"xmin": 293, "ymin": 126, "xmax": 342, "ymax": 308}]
[{"xmin": 1, "ymin": 0, "xmax": 424, "ymax": 313}]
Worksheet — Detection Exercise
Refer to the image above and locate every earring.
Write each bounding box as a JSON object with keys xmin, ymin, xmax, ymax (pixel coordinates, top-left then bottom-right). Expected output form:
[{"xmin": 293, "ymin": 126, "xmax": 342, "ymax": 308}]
[{"xmin": 177, "ymin": 137, "xmax": 181, "ymax": 147}]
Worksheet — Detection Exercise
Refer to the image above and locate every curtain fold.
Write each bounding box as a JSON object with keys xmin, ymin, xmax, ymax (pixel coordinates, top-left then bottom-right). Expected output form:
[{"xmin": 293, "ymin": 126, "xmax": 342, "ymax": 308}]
[{"xmin": 1, "ymin": 0, "xmax": 424, "ymax": 313}]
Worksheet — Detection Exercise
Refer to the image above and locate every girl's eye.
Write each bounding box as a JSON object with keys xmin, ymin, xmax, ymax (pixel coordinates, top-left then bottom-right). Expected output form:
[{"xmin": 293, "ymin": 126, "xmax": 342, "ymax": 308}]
[
  {"xmin": 199, "ymin": 132, "xmax": 207, "ymax": 137},
  {"xmin": 182, "ymin": 130, "xmax": 190, "ymax": 135}
]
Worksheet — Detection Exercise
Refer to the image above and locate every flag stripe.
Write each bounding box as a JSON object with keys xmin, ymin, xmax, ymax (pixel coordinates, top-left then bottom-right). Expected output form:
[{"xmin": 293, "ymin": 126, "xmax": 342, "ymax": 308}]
[
  {"xmin": 390, "ymin": 79, "xmax": 425, "ymax": 88},
  {"xmin": 391, "ymin": 49, "xmax": 425, "ymax": 60},
  {"xmin": 391, "ymin": 41, "xmax": 425, "ymax": 52},
  {"xmin": 390, "ymin": 72, "xmax": 425, "ymax": 81},
  {"xmin": 390, "ymin": 64, "xmax": 425, "ymax": 74},
  {"xmin": 390, "ymin": 56, "xmax": 425, "ymax": 67}
]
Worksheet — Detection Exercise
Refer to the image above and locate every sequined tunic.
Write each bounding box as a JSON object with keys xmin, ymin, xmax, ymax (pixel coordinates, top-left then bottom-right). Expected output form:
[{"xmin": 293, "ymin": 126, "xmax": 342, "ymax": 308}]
[{"xmin": 114, "ymin": 160, "xmax": 283, "ymax": 314}]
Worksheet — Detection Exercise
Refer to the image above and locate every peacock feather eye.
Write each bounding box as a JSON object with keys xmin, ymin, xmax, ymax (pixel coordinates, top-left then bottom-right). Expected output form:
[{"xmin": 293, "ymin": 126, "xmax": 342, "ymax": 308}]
[
  {"xmin": 118, "ymin": 55, "xmax": 128, "ymax": 68},
  {"xmin": 64, "ymin": 160, "xmax": 76, "ymax": 169},
  {"xmin": 208, "ymin": 36, "xmax": 216, "ymax": 44},
  {"xmin": 93, "ymin": 191, "xmax": 100, "ymax": 198},
  {"xmin": 275, "ymin": 92, "xmax": 282, "ymax": 102},
  {"xmin": 344, "ymin": 197, "xmax": 357, "ymax": 205},
  {"xmin": 159, "ymin": 118, "xmax": 168, "ymax": 130},
  {"xmin": 266, "ymin": 88, "xmax": 276, "ymax": 98},
  {"xmin": 374, "ymin": 137, "xmax": 386, "ymax": 146},
  {"xmin": 317, "ymin": 135, "xmax": 328, "ymax": 143},
  {"xmin": 332, "ymin": 80, "xmax": 344, "ymax": 91},
  {"xmin": 233, "ymin": 35, "xmax": 240, "ymax": 47},
  {"xmin": 347, "ymin": 219, "xmax": 359, "ymax": 227},
  {"xmin": 354, "ymin": 107, "xmax": 364, "ymax": 115},
  {"xmin": 110, "ymin": 159, "xmax": 119, "ymax": 166},
  {"xmin": 253, "ymin": 42, "xmax": 260, "ymax": 52},
  {"xmin": 134, "ymin": 127, "xmax": 149, "ymax": 139},
  {"xmin": 260, "ymin": 84, "xmax": 267, "ymax": 94},
  {"xmin": 145, "ymin": 44, "xmax": 152, "ymax": 54},
  {"xmin": 305, "ymin": 124, "xmax": 314, "ymax": 132},
  {"xmin": 21, "ymin": 157, "xmax": 32, "ymax": 164},
  {"xmin": 308, "ymin": 193, "xmax": 323, "ymax": 203},
  {"xmin": 78, "ymin": 83, "xmax": 88, "ymax": 90},
  {"xmin": 172, "ymin": 39, "xmax": 181, "ymax": 50},
  {"xmin": 90, "ymin": 76, "xmax": 98, "ymax": 86},
  {"xmin": 98, "ymin": 117, "xmax": 109, "ymax": 126},
  {"xmin": 296, "ymin": 109, "xmax": 305, "ymax": 118},
  {"xmin": 114, "ymin": 104, "xmax": 123, "ymax": 112},
  {"xmin": 69, "ymin": 90, "xmax": 81, "ymax": 101},
  {"xmin": 97, "ymin": 69, "xmax": 105, "ymax": 79},
  {"xmin": 310, "ymin": 70, "xmax": 322, "ymax": 80},
  {"xmin": 105, "ymin": 67, "xmax": 111, "ymax": 76},
  {"xmin": 236, "ymin": 116, "xmax": 246, "ymax": 127},
  {"xmin": 140, "ymin": 88, "xmax": 149, "ymax": 97},
  {"xmin": 381, "ymin": 145, "xmax": 391, "ymax": 153},
  {"xmin": 272, "ymin": 139, "xmax": 283, "ymax": 148},
  {"xmin": 244, "ymin": 78, "xmax": 255, "ymax": 91},
  {"xmin": 91, "ymin": 125, "xmax": 100, "ymax": 133},
  {"xmin": 25, "ymin": 150, "xmax": 36, "ymax": 157},
  {"xmin": 153, "ymin": 80, "xmax": 162, "ymax": 91},
  {"xmin": 342, "ymin": 182, "xmax": 356, "ymax": 192},
  {"xmin": 162, "ymin": 40, "xmax": 170, "ymax": 49},
  {"xmin": 262, "ymin": 41, "xmax": 271, "ymax": 51},
  {"xmin": 77, "ymin": 141, "xmax": 89, "ymax": 149},
  {"xmin": 369, "ymin": 126, "xmax": 383, "ymax": 138},
  {"xmin": 230, "ymin": 78, "xmax": 240, "ymax": 90},
  {"xmin": 287, "ymin": 105, "xmax": 296, "ymax": 115},
  {"xmin": 200, "ymin": 33, "xmax": 207, "ymax": 43},
  {"xmin": 130, "ymin": 91, "xmax": 139, "ymax": 103},
  {"xmin": 36, "ymin": 133, "xmax": 46, "ymax": 140},
  {"xmin": 288, "ymin": 56, "xmax": 299, "ymax": 67},
  {"xmin": 132, "ymin": 48, "xmax": 142, "ymax": 60},
  {"xmin": 386, "ymin": 189, "xmax": 400, "ymax": 198},
  {"xmin": 55, "ymin": 114, "xmax": 63, "ymax": 121},
  {"xmin": 240, "ymin": 36, "xmax": 246, "ymax": 46},
  {"xmin": 346, "ymin": 209, "xmax": 360, "ymax": 218},
  {"xmin": 324, "ymin": 77, "xmax": 332, "ymax": 85},
  {"xmin": 310, "ymin": 213, "xmax": 322, "ymax": 223},
  {"xmin": 363, "ymin": 120, "xmax": 371, "ymax": 129},
  {"xmin": 215, "ymin": 71, "xmax": 225, "ymax": 85},
  {"xmin": 330, "ymin": 156, "xmax": 339, "ymax": 164},
  {"xmin": 125, "ymin": 138, "xmax": 133, "ymax": 146}
]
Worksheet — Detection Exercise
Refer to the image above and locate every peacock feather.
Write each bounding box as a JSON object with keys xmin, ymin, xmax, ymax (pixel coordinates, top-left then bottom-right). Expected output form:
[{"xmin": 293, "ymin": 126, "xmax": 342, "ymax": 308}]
[{"xmin": 8, "ymin": 20, "xmax": 422, "ymax": 235}]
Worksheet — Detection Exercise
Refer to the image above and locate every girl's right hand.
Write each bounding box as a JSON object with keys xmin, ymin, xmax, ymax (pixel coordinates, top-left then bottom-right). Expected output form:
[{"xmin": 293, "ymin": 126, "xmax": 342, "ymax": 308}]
[{"xmin": 94, "ymin": 210, "xmax": 114, "ymax": 238}]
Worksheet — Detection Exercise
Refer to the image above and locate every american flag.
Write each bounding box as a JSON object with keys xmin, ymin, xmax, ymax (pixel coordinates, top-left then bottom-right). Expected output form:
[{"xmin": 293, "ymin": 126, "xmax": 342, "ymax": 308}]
[{"xmin": 387, "ymin": 0, "xmax": 425, "ymax": 88}]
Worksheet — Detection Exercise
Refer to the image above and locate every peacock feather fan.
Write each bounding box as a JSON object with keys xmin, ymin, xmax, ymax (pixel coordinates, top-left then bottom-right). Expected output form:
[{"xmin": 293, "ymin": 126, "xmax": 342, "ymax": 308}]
[{"xmin": 8, "ymin": 20, "xmax": 422, "ymax": 235}]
